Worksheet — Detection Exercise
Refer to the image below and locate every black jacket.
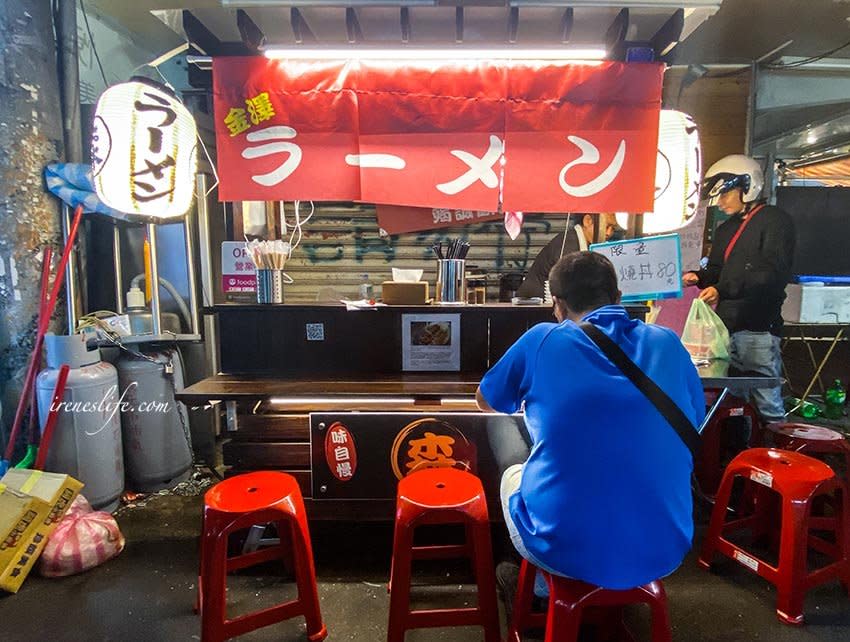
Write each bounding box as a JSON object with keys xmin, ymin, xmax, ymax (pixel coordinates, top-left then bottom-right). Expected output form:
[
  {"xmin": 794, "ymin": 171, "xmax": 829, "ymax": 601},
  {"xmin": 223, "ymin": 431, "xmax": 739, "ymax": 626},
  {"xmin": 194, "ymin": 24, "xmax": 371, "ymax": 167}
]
[
  {"xmin": 516, "ymin": 228, "xmax": 582, "ymax": 298},
  {"xmin": 696, "ymin": 203, "xmax": 795, "ymax": 335}
]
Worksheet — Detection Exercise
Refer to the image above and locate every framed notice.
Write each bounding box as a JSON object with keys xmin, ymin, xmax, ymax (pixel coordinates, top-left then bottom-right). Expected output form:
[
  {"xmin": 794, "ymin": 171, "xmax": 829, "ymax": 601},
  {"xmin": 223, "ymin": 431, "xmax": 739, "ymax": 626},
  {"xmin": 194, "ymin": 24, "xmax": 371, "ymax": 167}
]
[
  {"xmin": 402, "ymin": 313, "xmax": 461, "ymax": 372},
  {"xmin": 590, "ymin": 233, "xmax": 682, "ymax": 302}
]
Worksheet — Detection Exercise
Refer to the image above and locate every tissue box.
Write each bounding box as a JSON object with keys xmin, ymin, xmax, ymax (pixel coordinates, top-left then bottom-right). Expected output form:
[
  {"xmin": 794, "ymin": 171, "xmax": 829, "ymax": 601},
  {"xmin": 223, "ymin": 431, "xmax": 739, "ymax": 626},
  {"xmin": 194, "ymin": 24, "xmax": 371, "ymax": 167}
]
[
  {"xmin": 382, "ymin": 281, "xmax": 429, "ymax": 305},
  {"xmin": 782, "ymin": 283, "xmax": 850, "ymax": 323},
  {"xmin": 0, "ymin": 483, "xmax": 52, "ymax": 593},
  {"xmin": 0, "ymin": 470, "xmax": 82, "ymax": 592}
]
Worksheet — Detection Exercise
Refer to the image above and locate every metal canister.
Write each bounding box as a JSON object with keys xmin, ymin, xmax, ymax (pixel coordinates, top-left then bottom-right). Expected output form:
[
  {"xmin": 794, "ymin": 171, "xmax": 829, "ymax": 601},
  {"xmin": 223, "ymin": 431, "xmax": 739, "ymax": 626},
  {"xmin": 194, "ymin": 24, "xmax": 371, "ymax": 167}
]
[
  {"xmin": 37, "ymin": 334, "xmax": 124, "ymax": 512},
  {"xmin": 256, "ymin": 269, "xmax": 284, "ymax": 303},
  {"xmin": 436, "ymin": 259, "xmax": 466, "ymax": 304}
]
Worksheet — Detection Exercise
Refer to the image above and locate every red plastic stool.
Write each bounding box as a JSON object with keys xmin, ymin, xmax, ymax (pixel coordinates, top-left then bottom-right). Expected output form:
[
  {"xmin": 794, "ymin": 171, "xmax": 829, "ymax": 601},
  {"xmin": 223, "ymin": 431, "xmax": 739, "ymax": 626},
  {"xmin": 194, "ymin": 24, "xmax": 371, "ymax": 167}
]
[
  {"xmin": 197, "ymin": 471, "xmax": 327, "ymax": 642},
  {"xmin": 508, "ymin": 559, "xmax": 672, "ymax": 642},
  {"xmin": 697, "ymin": 391, "xmax": 763, "ymax": 496},
  {"xmin": 767, "ymin": 423, "xmax": 850, "ymax": 477},
  {"xmin": 698, "ymin": 448, "xmax": 850, "ymax": 625},
  {"xmin": 387, "ymin": 467, "xmax": 500, "ymax": 642}
]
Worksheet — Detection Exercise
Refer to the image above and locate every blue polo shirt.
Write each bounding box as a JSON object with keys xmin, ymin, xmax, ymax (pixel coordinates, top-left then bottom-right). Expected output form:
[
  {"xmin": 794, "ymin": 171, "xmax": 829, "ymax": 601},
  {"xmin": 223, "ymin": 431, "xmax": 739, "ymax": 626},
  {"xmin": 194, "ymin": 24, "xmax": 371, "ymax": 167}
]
[{"xmin": 479, "ymin": 305, "xmax": 704, "ymax": 589}]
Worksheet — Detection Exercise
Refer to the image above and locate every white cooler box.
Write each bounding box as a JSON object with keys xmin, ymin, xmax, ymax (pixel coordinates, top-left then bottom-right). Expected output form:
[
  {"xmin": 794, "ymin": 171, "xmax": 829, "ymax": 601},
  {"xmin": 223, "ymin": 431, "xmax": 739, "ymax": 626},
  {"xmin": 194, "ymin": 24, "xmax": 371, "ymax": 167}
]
[{"xmin": 782, "ymin": 283, "xmax": 850, "ymax": 323}]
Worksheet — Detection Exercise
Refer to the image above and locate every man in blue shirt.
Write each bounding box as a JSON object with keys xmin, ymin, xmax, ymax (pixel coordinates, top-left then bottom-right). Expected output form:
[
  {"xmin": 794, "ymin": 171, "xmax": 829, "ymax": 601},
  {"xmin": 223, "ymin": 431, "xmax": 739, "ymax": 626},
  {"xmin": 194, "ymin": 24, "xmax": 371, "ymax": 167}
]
[{"xmin": 477, "ymin": 251, "xmax": 704, "ymax": 593}]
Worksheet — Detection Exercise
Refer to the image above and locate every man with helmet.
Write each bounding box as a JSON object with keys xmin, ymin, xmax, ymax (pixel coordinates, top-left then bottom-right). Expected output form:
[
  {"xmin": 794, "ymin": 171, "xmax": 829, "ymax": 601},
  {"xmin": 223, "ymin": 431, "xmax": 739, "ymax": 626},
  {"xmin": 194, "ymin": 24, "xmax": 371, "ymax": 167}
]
[{"xmin": 683, "ymin": 154, "xmax": 795, "ymax": 422}]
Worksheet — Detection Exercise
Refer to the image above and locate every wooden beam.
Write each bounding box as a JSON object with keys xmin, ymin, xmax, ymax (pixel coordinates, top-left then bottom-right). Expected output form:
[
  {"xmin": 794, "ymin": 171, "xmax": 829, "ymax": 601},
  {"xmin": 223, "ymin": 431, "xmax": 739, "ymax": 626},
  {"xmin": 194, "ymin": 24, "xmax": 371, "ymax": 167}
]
[
  {"xmin": 182, "ymin": 10, "xmax": 221, "ymax": 56},
  {"xmin": 345, "ymin": 7, "xmax": 364, "ymax": 44},
  {"xmin": 605, "ymin": 8, "xmax": 629, "ymax": 52},
  {"xmin": 560, "ymin": 7, "xmax": 573, "ymax": 44},
  {"xmin": 508, "ymin": 7, "xmax": 519, "ymax": 44},
  {"xmin": 290, "ymin": 7, "xmax": 316, "ymax": 45},
  {"xmin": 236, "ymin": 9, "xmax": 265, "ymax": 53},
  {"xmin": 400, "ymin": 7, "xmax": 411, "ymax": 44}
]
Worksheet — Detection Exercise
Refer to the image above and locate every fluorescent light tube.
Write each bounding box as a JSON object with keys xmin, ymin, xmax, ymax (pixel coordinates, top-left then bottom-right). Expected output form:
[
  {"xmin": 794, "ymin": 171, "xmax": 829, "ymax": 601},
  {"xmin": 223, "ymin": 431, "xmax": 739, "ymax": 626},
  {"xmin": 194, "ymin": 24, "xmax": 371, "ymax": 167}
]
[
  {"xmin": 270, "ymin": 397, "xmax": 417, "ymax": 405},
  {"xmin": 263, "ymin": 47, "xmax": 607, "ymax": 61}
]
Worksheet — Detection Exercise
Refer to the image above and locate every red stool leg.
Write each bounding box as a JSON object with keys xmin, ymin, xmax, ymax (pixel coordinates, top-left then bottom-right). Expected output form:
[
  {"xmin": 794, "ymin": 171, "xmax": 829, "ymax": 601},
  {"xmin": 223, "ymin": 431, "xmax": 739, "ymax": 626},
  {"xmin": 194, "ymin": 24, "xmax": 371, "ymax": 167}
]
[
  {"xmin": 387, "ymin": 518, "xmax": 414, "ymax": 642},
  {"xmin": 544, "ymin": 574, "xmax": 582, "ymax": 642},
  {"xmin": 775, "ymin": 497, "xmax": 809, "ymax": 625},
  {"xmin": 200, "ymin": 525, "xmax": 230, "ymax": 642},
  {"xmin": 837, "ymin": 484, "xmax": 850, "ymax": 596},
  {"xmin": 468, "ymin": 519, "xmax": 501, "ymax": 642},
  {"xmin": 697, "ymin": 414, "xmax": 724, "ymax": 495},
  {"xmin": 508, "ymin": 559, "xmax": 537, "ymax": 642},
  {"xmin": 699, "ymin": 468, "xmax": 739, "ymax": 569},
  {"xmin": 286, "ymin": 513, "xmax": 327, "ymax": 641},
  {"xmin": 644, "ymin": 581, "xmax": 673, "ymax": 642},
  {"xmin": 195, "ymin": 509, "xmax": 208, "ymax": 615}
]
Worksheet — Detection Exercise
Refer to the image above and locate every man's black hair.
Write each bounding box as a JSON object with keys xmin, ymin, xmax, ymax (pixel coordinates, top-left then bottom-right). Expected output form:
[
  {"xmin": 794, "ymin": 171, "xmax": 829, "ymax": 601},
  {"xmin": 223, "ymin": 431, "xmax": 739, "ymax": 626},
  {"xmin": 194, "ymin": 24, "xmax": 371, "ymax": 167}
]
[{"xmin": 548, "ymin": 251, "xmax": 619, "ymax": 313}]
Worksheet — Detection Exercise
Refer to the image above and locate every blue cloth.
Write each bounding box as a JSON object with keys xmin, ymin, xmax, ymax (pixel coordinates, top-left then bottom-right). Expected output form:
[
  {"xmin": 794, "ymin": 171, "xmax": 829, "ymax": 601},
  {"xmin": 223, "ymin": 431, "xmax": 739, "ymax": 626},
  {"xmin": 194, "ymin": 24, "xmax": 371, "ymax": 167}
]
[
  {"xmin": 479, "ymin": 305, "xmax": 705, "ymax": 590},
  {"xmin": 44, "ymin": 162, "xmax": 127, "ymax": 220}
]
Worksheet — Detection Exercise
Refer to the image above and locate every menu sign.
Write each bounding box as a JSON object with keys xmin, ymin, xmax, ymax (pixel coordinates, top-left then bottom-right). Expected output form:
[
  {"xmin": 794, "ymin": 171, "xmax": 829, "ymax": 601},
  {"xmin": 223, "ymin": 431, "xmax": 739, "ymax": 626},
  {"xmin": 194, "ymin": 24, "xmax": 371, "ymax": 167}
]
[{"xmin": 590, "ymin": 233, "xmax": 682, "ymax": 302}]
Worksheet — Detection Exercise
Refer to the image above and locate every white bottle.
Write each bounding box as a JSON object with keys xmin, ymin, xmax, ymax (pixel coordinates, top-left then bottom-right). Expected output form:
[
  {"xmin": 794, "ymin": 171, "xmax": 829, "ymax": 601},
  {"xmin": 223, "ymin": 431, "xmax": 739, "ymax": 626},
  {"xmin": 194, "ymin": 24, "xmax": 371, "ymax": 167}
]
[{"xmin": 359, "ymin": 274, "xmax": 374, "ymax": 300}]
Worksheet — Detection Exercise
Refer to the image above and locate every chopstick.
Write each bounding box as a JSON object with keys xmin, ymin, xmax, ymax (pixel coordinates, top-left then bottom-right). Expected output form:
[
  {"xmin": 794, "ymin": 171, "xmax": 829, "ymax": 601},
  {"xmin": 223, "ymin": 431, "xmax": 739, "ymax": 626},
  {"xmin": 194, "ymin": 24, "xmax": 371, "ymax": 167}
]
[
  {"xmin": 436, "ymin": 238, "xmax": 470, "ymax": 260},
  {"xmin": 246, "ymin": 239, "xmax": 291, "ymax": 270}
]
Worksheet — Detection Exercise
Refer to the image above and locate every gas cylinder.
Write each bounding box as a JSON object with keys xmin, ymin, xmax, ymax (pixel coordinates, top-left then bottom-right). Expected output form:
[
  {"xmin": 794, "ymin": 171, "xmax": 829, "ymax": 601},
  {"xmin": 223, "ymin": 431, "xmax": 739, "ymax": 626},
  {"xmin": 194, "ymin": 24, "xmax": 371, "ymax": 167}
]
[
  {"xmin": 36, "ymin": 334, "xmax": 124, "ymax": 512},
  {"xmin": 115, "ymin": 347, "xmax": 192, "ymax": 491}
]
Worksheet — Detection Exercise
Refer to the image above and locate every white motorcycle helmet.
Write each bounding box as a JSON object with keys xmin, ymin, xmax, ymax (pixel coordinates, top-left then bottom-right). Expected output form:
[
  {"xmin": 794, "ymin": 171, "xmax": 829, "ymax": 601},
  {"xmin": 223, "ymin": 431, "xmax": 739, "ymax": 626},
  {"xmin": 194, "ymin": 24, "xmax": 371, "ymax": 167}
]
[{"xmin": 701, "ymin": 154, "xmax": 764, "ymax": 203}]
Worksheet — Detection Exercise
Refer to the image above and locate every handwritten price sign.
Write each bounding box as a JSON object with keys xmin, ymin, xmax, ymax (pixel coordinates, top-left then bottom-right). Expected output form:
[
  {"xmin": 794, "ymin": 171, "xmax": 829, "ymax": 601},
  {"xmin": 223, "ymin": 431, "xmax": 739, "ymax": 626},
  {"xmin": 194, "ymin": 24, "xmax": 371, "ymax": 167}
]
[{"xmin": 590, "ymin": 233, "xmax": 682, "ymax": 302}]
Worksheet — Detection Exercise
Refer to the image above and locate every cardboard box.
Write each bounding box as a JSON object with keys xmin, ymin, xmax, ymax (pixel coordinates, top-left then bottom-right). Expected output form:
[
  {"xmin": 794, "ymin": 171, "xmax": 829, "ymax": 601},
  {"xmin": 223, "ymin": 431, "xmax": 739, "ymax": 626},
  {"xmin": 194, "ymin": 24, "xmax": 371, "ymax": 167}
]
[
  {"xmin": 782, "ymin": 283, "xmax": 850, "ymax": 323},
  {"xmin": 0, "ymin": 483, "xmax": 52, "ymax": 593},
  {"xmin": 382, "ymin": 281, "xmax": 429, "ymax": 305},
  {"xmin": 0, "ymin": 470, "xmax": 83, "ymax": 593}
]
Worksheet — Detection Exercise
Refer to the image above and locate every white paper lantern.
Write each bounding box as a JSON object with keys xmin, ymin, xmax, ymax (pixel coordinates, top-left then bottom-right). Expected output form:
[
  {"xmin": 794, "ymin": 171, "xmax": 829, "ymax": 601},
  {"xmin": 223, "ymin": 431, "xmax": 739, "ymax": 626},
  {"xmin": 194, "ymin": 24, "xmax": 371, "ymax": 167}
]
[
  {"xmin": 616, "ymin": 110, "xmax": 701, "ymax": 235},
  {"xmin": 91, "ymin": 79, "xmax": 198, "ymax": 221}
]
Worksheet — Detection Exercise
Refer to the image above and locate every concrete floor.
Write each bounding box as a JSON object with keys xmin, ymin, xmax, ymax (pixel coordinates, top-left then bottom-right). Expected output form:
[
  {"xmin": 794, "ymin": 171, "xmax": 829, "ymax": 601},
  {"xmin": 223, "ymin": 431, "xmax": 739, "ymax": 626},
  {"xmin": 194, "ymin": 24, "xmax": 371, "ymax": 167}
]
[{"xmin": 1, "ymin": 491, "xmax": 849, "ymax": 642}]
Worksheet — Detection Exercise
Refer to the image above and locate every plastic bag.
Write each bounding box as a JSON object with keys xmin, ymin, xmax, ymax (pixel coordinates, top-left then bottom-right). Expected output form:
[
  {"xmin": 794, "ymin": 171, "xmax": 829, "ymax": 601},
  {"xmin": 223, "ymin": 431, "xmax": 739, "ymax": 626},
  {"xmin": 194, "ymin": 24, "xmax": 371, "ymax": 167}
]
[
  {"xmin": 681, "ymin": 298, "xmax": 730, "ymax": 363},
  {"xmin": 38, "ymin": 494, "xmax": 125, "ymax": 577}
]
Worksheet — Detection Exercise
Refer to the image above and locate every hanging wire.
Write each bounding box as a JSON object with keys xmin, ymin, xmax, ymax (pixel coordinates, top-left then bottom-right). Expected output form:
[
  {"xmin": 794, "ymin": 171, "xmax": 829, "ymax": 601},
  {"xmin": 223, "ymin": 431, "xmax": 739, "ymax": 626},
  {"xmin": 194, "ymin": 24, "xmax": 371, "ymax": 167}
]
[
  {"xmin": 765, "ymin": 37, "xmax": 850, "ymax": 69},
  {"xmin": 79, "ymin": 0, "xmax": 109, "ymax": 88},
  {"xmin": 150, "ymin": 65, "xmax": 220, "ymax": 197}
]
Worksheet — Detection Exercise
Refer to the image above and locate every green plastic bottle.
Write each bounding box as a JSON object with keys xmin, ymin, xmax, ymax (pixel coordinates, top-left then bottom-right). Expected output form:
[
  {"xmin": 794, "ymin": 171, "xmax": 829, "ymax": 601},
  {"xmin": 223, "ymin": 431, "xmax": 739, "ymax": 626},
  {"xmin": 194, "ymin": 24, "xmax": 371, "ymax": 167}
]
[
  {"xmin": 785, "ymin": 396, "xmax": 823, "ymax": 419},
  {"xmin": 825, "ymin": 379, "xmax": 846, "ymax": 420}
]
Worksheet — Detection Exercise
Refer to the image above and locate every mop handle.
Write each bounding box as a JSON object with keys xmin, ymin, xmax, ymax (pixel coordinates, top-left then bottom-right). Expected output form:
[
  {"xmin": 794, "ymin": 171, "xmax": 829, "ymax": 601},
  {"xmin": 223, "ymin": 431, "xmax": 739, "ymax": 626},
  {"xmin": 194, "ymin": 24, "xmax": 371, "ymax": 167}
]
[
  {"xmin": 34, "ymin": 364, "xmax": 70, "ymax": 471},
  {"xmin": 26, "ymin": 247, "xmax": 54, "ymax": 444},
  {"xmin": 4, "ymin": 206, "xmax": 82, "ymax": 462}
]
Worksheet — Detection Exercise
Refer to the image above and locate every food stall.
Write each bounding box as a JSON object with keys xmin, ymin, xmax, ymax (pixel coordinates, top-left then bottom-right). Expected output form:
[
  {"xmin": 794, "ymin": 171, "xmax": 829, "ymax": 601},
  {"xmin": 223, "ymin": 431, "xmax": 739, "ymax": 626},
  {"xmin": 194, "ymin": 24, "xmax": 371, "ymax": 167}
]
[{"xmin": 174, "ymin": 53, "xmax": 708, "ymax": 518}]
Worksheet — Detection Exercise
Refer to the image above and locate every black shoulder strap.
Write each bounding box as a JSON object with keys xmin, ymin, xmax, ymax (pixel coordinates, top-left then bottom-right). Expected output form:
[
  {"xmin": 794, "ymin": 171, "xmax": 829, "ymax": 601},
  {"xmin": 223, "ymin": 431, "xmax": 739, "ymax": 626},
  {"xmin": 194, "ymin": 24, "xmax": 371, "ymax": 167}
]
[{"xmin": 580, "ymin": 322, "xmax": 700, "ymax": 459}]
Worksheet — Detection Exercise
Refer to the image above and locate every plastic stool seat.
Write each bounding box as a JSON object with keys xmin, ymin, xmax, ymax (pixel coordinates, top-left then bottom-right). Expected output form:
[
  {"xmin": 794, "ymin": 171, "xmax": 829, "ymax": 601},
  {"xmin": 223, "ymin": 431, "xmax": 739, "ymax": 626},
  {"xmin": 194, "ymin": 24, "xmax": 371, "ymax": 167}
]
[
  {"xmin": 508, "ymin": 559, "xmax": 672, "ymax": 642},
  {"xmin": 396, "ymin": 466, "xmax": 490, "ymax": 521},
  {"xmin": 768, "ymin": 423, "xmax": 850, "ymax": 478},
  {"xmin": 387, "ymin": 467, "xmax": 500, "ymax": 642},
  {"xmin": 770, "ymin": 424, "xmax": 847, "ymax": 443},
  {"xmin": 698, "ymin": 448, "xmax": 850, "ymax": 625},
  {"xmin": 205, "ymin": 471, "xmax": 300, "ymax": 513},
  {"xmin": 197, "ymin": 471, "xmax": 327, "ymax": 642}
]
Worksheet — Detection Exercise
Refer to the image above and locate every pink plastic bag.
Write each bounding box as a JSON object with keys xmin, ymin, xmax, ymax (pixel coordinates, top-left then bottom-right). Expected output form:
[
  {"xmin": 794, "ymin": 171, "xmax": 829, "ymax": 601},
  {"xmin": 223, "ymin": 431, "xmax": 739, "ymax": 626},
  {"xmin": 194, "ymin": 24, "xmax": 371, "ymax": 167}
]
[{"xmin": 38, "ymin": 495, "xmax": 125, "ymax": 577}]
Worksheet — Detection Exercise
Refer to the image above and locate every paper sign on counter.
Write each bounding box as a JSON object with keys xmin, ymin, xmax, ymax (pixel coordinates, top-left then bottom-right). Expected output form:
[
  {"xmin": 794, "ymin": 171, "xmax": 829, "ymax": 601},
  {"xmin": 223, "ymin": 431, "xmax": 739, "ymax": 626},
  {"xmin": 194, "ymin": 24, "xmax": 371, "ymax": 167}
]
[{"xmin": 590, "ymin": 233, "xmax": 682, "ymax": 302}]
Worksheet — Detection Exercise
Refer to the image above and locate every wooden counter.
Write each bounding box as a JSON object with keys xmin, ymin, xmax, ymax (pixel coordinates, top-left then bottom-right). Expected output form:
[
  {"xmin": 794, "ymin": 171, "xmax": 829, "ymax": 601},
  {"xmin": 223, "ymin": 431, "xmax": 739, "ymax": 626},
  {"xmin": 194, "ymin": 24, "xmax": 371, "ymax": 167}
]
[{"xmin": 191, "ymin": 303, "xmax": 648, "ymax": 518}]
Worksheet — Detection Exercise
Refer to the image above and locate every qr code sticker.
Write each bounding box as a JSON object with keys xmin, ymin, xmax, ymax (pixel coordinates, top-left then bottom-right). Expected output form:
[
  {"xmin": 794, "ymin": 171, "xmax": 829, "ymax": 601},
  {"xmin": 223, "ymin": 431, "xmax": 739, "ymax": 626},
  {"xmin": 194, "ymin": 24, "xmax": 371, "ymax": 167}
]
[{"xmin": 306, "ymin": 323, "xmax": 325, "ymax": 341}]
